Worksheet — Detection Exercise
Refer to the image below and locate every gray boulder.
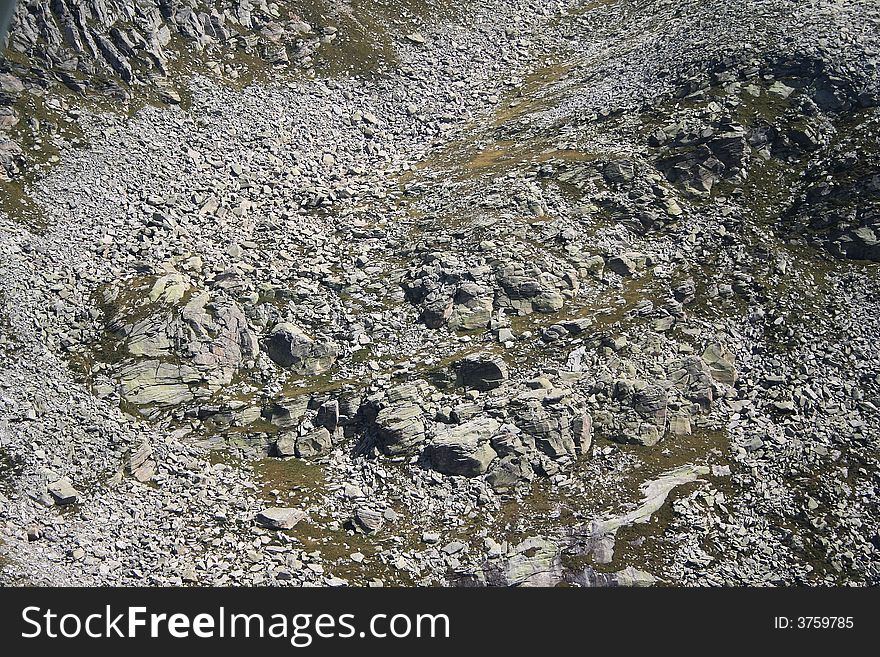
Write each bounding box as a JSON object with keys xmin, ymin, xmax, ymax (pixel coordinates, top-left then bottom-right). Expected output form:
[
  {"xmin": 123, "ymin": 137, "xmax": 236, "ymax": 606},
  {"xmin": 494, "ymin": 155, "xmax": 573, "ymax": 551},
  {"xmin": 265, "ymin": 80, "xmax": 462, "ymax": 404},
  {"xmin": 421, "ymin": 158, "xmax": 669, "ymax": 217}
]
[
  {"xmin": 603, "ymin": 159, "xmax": 636, "ymax": 184},
  {"xmin": 486, "ymin": 455, "xmax": 535, "ymax": 492},
  {"xmin": 102, "ymin": 278, "xmax": 259, "ymax": 409},
  {"xmin": 273, "ymin": 431, "xmax": 298, "ymax": 457},
  {"xmin": 669, "ymin": 356, "xmax": 715, "ymax": 409},
  {"xmin": 702, "ymin": 343, "xmax": 737, "ymax": 385},
  {"xmin": 423, "ymin": 417, "xmax": 500, "ymax": 477},
  {"xmin": 316, "ymin": 400, "xmax": 340, "ymax": 432},
  {"xmin": 264, "ymin": 323, "xmax": 338, "ymax": 374},
  {"xmin": 509, "ymin": 397, "xmax": 578, "ymax": 459},
  {"xmin": 295, "ymin": 427, "xmax": 333, "ymax": 458},
  {"xmin": 265, "ymin": 397, "xmax": 311, "ymax": 429},
  {"xmin": 48, "ymin": 478, "xmax": 81, "ymax": 505},
  {"xmin": 0, "ymin": 137, "xmax": 24, "ymax": 180},
  {"xmin": 455, "ymin": 353, "xmax": 509, "ymax": 391},
  {"xmin": 421, "ymin": 297, "xmax": 454, "ymax": 328},
  {"xmin": 607, "ymin": 251, "xmax": 649, "ymax": 277},
  {"xmin": 482, "ymin": 537, "xmax": 564, "ymax": 587},
  {"xmin": 495, "ymin": 263, "xmax": 568, "ymax": 315},
  {"xmin": 256, "ymin": 508, "xmax": 307, "ymax": 530},
  {"xmin": 375, "ymin": 403, "xmax": 426, "ymax": 455},
  {"xmin": 633, "ymin": 385, "xmax": 669, "ymax": 429},
  {"xmin": 354, "ymin": 507, "xmax": 384, "ymax": 534}
]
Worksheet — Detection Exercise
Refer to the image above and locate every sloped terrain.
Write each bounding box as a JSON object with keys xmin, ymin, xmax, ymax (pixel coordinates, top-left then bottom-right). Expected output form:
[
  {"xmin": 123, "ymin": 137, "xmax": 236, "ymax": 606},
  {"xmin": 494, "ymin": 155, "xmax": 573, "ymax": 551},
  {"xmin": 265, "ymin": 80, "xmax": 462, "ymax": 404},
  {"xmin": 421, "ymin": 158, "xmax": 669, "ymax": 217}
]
[{"xmin": 0, "ymin": 0, "xmax": 879, "ymax": 586}]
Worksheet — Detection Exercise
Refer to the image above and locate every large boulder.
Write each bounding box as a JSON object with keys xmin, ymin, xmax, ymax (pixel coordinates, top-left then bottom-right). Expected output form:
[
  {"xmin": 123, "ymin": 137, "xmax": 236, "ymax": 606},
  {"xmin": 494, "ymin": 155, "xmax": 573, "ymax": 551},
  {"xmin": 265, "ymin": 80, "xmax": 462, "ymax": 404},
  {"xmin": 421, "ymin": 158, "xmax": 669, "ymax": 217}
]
[
  {"xmin": 486, "ymin": 455, "xmax": 535, "ymax": 492},
  {"xmin": 455, "ymin": 353, "xmax": 509, "ymax": 391},
  {"xmin": 607, "ymin": 251, "xmax": 650, "ymax": 277},
  {"xmin": 256, "ymin": 508, "xmax": 306, "ymax": 530},
  {"xmin": 316, "ymin": 400, "xmax": 340, "ymax": 433},
  {"xmin": 423, "ymin": 417, "xmax": 500, "ymax": 477},
  {"xmin": 603, "ymin": 159, "xmax": 636, "ymax": 184},
  {"xmin": 48, "ymin": 478, "xmax": 81, "ymax": 505},
  {"xmin": 117, "ymin": 360, "xmax": 199, "ymax": 406},
  {"xmin": 608, "ymin": 420, "xmax": 663, "ymax": 447},
  {"xmin": 669, "ymin": 356, "xmax": 715, "ymax": 409},
  {"xmin": 632, "ymin": 385, "xmax": 669, "ymax": 428},
  {"xmin": 572, "ymin": 412, "xmax": 593, "ymax": 456},
  {"xmin": 363, "ymin": 382, "xmax": 431, "ymax": 456},
  {"xmin": 494, "ymin": 263, "xmax": 569, "ymax": 315},
  {"xmin": 375, "ymin": 404, "xmax": 426, "ymax": 455},
  {"xmin": 273, "ymin": 431, "xmax": 298, "ymax": 457},
  {"xmin": 420, "ymin": 297, "xmax": 454, "ymax": 328},
  {"xmin": 275, "ymin": 426, "xmax": 333, "ymax": 459},
  {"xmin": 0, "ymin": 137, "xmax": 24, "ymax": 180},
  {"xmin": 509, "ymin": 397, "xmax": 578, "ymax": 459},
  {"xmin": 264, "ymin": 323, "xmax": 338, "ymax": 374},
  {"xmin": 353, "ymin": 507, "xmax": 384, "ymax": 534},
  {"xmin": 295, "ymin": 426, "xmax": 333, "ymax": 458},
  {"xmin": 128, "ymin": 440, "xmax": 157, "ymax": 482},
  {"xmin": 480, "ymin": 537, "xmax": 564, "ymax": 587},
  {"xmin": 101, "ymin": 277, "xmax": 259, "ymax": 409},
  {"xmin": 447, "ymin": 283, "xmax": 494, "ymax": 331},
  {"xmin": 602, "ymin": 381, "xmax": 669, "ymax": 447},
  {"xmin": 702, "ymin": 343, "xmax": 737, "ymax": 386},
  {"xmin": 264, "ymin": 396, "xmax": 310, "ymax": 429}
]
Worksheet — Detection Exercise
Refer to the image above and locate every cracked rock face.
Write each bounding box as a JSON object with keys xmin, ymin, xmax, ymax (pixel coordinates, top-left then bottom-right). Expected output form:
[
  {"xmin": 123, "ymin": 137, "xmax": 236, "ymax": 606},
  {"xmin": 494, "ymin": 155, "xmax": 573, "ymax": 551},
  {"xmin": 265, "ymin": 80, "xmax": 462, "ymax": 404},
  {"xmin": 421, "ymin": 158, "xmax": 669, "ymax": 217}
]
[{"xmin": 99, "ymin": 274, "xmax": 258, "ymax": 408}]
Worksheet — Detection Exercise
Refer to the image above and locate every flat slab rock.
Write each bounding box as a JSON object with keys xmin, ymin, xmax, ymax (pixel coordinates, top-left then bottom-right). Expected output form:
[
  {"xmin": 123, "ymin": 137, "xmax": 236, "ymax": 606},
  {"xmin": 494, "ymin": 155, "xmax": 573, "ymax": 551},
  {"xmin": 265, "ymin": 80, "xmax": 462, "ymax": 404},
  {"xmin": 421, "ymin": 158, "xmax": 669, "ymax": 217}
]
[
  {"xmin": 256, "ymin": 507, "xmax": 307, "ymax": 530},
  {"xmin": 47, "ymin": 478, "xmax": 81, "ymax": 505}
]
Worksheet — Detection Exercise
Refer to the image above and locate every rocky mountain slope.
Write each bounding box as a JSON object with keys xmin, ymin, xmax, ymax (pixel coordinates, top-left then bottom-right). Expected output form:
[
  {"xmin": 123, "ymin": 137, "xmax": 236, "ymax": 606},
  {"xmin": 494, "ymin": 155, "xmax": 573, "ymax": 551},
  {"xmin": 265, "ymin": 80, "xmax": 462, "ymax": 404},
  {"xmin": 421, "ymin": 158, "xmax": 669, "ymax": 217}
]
[{"xmin": 1, "ymin": 0, "xmax": 878, "ymax": 586}]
